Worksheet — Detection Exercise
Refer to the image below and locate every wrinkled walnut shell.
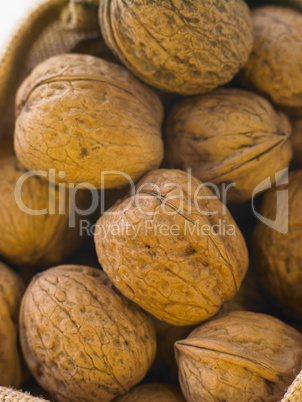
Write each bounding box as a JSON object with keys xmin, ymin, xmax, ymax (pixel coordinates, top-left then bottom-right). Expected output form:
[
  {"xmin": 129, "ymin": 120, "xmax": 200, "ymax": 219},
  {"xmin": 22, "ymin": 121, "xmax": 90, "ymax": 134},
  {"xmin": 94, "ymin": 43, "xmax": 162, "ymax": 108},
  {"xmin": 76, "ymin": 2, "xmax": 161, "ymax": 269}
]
[
  {"xmin": 165, "ymin": 89, "xmax": 292, "ymax": 203},
  {"xmin": 175, "ymin": 311, "xmax": 302, "ymax": 401},
  {"xmin": 114, "ymin": 383, "xmax": 185, "ymax": 402},
  {"xmin": 95, "ymin": 169, "xmax": 249, "ymax": 326},
  {"xmin": 242, "ymin": 6, "xmax": 302, "ymax": 110},
  {"xmin": 254, "ymin": 170, "xmax": 302, "ymax": 318},
  {"xmin": 99, "ymin": 0, "xmax": 253, "ymax": 95},
  {"xmin": 0, "ymin": 262, "xmax": 24, "ymax": 388},
  {"xmin": 14, "ymin": 54, "xmax": 163, "ymax": 188},
  {"xmin": 20, "ymin": 265, "xmax": 156, "ymax": 402},
  {"xmin": 0, "ymin": 141, "xmax": 87, "ymax": 267}
]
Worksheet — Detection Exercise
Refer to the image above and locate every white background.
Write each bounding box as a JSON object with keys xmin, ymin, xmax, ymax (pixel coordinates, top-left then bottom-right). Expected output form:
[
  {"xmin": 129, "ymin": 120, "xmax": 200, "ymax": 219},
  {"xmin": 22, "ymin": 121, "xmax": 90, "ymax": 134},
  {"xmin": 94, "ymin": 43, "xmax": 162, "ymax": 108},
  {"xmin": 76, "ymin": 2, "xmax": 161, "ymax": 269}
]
[{"xmin": 0, "ymin": 0, "xmax": 37, "ymax": 50}]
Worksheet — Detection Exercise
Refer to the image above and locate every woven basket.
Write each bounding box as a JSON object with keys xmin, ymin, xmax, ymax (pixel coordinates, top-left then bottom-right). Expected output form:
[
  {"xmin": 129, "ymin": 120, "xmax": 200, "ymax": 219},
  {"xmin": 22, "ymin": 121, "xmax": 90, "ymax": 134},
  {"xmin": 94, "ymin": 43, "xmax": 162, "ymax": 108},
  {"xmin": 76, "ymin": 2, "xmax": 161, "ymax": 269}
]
[{"xmin": 0, "ymin": 0, "xmax": 102, "ymax": 139}]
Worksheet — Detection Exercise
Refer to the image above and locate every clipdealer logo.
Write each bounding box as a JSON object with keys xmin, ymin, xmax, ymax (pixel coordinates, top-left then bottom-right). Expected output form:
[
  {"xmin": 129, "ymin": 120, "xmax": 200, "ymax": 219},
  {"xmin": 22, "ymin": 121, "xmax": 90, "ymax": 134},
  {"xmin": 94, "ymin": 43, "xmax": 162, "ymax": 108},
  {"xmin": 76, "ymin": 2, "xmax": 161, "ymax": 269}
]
[
  {"xmin": 13, "ymin": 168, "xmax": 290, "ymax": 235},
  {"xmin": 252, "ymin": 168, "xmax": 289, "ymax": 234}
]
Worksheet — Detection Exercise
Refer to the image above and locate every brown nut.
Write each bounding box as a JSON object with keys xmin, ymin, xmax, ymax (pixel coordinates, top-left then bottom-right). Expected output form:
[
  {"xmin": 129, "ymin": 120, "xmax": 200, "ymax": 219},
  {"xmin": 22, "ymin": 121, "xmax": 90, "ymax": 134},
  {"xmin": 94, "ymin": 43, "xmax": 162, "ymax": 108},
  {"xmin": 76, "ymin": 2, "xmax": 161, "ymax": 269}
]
[
  {"xmin": 14, "ymin": 54, "xmax": 163, "ymax": 189},
  {"xmin": 0, "ymin": 387, "xmax": 48, "ymax": 402},
  {"xmin": 95, "ymin": 169, "xmax": 249, "ymax": 326},
  {"xmin": 114, "ymin": 383, "xmax": 185, "ymax": 402},
  {"xmin": 254, "ymin": 170, "xmax": 302, "ymax": 318},
  {"xmin": 19, "ymin": 265, "xmax": 157, "ymax": 402},
  {"xmin": 0, "ymin": 262, "xmax": 24, "ymax": 388},
  {"xmin": 99, "ymin": 0, "xmax": 253, "ymax": 95},
  {"xmin": 0, "ymin": 141, "xmax": 88, "ymax": 267},
  {"xmin": 175, "ymin": 311, "xmax": 302, "ymax": 402},
  {"xmin": 291, "ymin": 117, "xmax": 302, "ymax": 168},
  {"xmin": 164, "ymin": 88, "xmax": 292, "ymax": 203},
  {"xmin": 242, "ymin": 6, "xmax": 302, "ymax": 110}
]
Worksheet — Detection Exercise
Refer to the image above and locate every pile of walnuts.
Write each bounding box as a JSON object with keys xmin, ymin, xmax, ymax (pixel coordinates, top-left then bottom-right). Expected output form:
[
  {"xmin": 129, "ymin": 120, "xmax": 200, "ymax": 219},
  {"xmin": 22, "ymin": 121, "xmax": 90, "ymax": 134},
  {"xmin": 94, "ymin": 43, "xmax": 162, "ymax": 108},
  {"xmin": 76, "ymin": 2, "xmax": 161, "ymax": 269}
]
[{"xmin": 1, "ymin": 0, "xmax": 302, "ymax": 401}]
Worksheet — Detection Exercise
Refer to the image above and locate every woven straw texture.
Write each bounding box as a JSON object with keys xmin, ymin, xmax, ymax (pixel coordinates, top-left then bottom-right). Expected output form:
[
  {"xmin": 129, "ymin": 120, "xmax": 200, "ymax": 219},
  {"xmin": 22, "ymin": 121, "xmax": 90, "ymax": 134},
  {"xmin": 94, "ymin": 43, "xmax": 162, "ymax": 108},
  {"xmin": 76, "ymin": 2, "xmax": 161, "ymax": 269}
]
[
  {"xmin": 0, "ymin": 0, "xmax": 101, "ymax": 139},
  {"xmin": 282, "ymin": 370, "xmax": 302, "ymax": 401},
  {"xmin": 0, "ymin": 387, "xmax": 48, "ymax": 402}
]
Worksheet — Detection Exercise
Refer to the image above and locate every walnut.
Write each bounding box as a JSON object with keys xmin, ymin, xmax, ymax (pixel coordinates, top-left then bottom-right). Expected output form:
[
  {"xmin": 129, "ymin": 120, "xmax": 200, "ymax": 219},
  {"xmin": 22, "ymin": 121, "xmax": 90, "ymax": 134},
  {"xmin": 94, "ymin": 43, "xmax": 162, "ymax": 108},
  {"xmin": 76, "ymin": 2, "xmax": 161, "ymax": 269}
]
[
  {"xmin": 242, "ymin": 6, "xmax": 302, "ymax": 111},
  {"xmin": 19, "ymin": 265, "xmax": 157, "ymax": 402},
  {"xmin": 0, "ymin": 141, "xmax": 88, "ymax": 267},
  {"xmin": 114, "ymin": 383, "xmax": 185, "ymax": 402},
  {"xmin": 164, "ymin": 89, "xmax": 292, "ymax": 203},
  {"xmin": 99, "ymin": 0, "xmax": 253, "ymax": 95},
  {"xmin": 0, "ymin": 387, "xmax": 47, "ymax": 402},
  {"xmin": 0, "ymin": 262, "xmax": 24, "ymax": 388},
  {"xmin": 254, "ymin": 170, "xmax": 302, "ymax": 318},
  {"xmin": 95, "ymin": 169, "xmax": 249, "ymax": 326},
  {"xmin": 14, "ymin": 54, "xmax": 163, "ymax": 189},
  {"xmin": 175, "ymin": 311, "xmax": 302, "ymax": 402},
  {"xmin": 291, "ymin": 118, "xmax": 302, "ymax": 168}
]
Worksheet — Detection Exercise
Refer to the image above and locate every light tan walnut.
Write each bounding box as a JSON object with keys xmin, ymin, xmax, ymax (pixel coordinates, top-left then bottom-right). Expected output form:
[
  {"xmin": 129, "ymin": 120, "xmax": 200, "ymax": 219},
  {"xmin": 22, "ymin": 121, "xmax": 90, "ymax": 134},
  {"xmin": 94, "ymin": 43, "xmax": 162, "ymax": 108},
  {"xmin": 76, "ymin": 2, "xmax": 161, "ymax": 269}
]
[
  {"xmin": 19, "ymin": 265, "xmax": 157, "ymax": 402},
  {"xmin": 165, "ymin": 89, "xmax": 292, "ymax": 203},
  {"xmin": 14, "ymin": 54, "xmax": 163, "ymax": 189},
  {"xmin": 175, "ymin": 311, "xmax": 302, "ymax": 402},
  {"xmin": 0, "ymin": 141, "xmax": 88, "ymax": 267},
  {"xmin": 242, "ymin": 6, "xmax": 302, "ymax": 110},
  {"xmin": 114, "ymin": 383, "xmax": 185, "ymax": 402},
  {"xmin": 254, "ymin": 170, "xmax": 302, "ymax": 318},
  {"xmin": 95, "ymin": 169, "xmax": 249, "ymax": 326},
  {"xmin": 0, "ymin": 262, "xmax": 24, "ymax": 388},
  {"xmin": 99, "ymin": 0, "xmax": 253, "ymax": 95}
]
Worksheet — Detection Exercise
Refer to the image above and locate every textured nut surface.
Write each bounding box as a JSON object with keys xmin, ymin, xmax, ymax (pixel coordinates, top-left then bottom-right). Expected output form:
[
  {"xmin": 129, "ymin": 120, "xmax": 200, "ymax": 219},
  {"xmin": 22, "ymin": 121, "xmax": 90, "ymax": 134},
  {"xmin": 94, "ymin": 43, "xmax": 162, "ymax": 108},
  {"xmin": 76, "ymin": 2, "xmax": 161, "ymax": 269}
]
[
  {"xmin": 0, "ymin": 387, "xmax": 48, "ymax": 402},
  {"xmin": 14, "ymin": 54, "xmax": 163, "ymax": 188},
  {"xmin": 114, "ymin": 383, "xmax": 185, "ymax": 402},
  {"xmin": 99, "ymin": 0, "xmax": 253, "ymax": 95},
  {"xmin": 242, "ymin": 6, "xmax": 302, "ymax": 109},
  {"xmin": 0, "ymin": 261, "xmax": 25, "ymax": 323},
  {"xmin": 0, "ymin": 141, "xmax": 86, "ymax": 267},
  {"xmin": 95, "ymin": 169, "xmax": 249, "ymax": 326},
  {"xmin": 254, "ymin": 170, "xmax": 302, "ymax": 318},
  {"xmin": 165, "ymin": 89, "xmax": 292, "ymax": 203},
  {"xmin": 19, "ymin": 265, "xmax": 157, "ymax": 402},
  {"xmin": 291, "ymin": 118, "xmax": 302, "ymax": 168},
  {"xmin": 175, "ymin": 311, "xmax": 302, "ymax": 402},
  {"xmin": 0, "ymin": 262, "xmax": 24, "ymax": 388}
]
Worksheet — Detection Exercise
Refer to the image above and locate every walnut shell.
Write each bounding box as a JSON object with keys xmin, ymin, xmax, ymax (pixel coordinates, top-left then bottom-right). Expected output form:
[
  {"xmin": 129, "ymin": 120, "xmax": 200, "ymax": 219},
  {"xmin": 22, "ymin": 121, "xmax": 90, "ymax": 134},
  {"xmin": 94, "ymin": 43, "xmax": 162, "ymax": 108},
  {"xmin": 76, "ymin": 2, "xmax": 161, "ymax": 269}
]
[
  {"xmin": 99, "ymin": 0, "xmax": 253, "ymax": 95},
  {"xmin": 175, "ymin": 311, "xmax": 302, "ymax": 402},
  {"xmin": 0, "ymin": 141, "xmax": 87, "ymax": 267},
  {"xmin": 19, "ymin": 265, "xmax": 157, "ymax": 402},
  {"xmin": 114, "ymin": 383, "xmax": 185, "ymax": 402},
  {"xmin": 95, "ymin": 169, "xmax": 249, "ymax": 326},
  {"xmin": 242, "ymin": 6, "xmax": 302, "ymax": 110},
  {"xmin": 0, "ymin": 387, "xmax": 47, "ymax": 402},
  {"xmin": 14, "ymin": 54, "xmax": 163, "ymax": 188},
  {"xmin": 165, "ymin": 89, "xmax": 292, "ymax": 203},
  {"xmin": 291, "ymin": 118, "xmax": 302, "ymax": 168},
  {"xmin": 254, "ymin": 170, "xmax": 302, "ymax": 318},
  {"xmin": 0, "ymin": 262, "xmax": 24, "ymax": 388}
]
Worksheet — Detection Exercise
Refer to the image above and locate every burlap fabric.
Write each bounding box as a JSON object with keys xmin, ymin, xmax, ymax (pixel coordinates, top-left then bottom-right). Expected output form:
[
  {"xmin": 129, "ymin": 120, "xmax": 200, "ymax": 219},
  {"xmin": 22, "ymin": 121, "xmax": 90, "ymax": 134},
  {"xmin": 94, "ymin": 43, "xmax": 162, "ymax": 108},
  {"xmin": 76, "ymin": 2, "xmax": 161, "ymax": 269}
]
[
  {"xmin": 0, "ymin": 387, "xmax": 48, "ymax": 402},
  {"xmin": 282, "ymin": 370, "xmax": 302, "ymax": 401},
  {"xmin": 0, "ymin": 0, "xmax": 101, "ymax": 139}
]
